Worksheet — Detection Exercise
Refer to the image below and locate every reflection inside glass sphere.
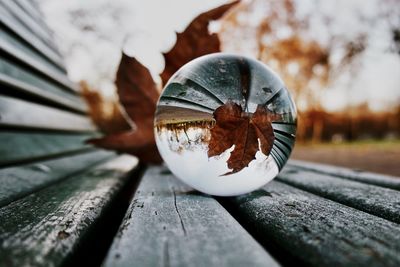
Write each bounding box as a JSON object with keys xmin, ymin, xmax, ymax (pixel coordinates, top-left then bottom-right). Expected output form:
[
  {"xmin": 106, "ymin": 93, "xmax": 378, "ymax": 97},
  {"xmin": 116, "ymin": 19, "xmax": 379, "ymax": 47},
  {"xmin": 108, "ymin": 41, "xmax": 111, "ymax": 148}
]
[{"xmin": 155, "ymin": 53, "xmax": 297, "ymax": 196}]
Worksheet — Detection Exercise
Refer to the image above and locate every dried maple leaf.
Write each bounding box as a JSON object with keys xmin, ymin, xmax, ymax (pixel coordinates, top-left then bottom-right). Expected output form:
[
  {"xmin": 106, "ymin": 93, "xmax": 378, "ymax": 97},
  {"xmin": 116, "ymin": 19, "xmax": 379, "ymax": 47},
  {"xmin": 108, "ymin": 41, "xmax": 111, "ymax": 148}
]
[
  {"xmin": 88, "ymin": 127, "xmax": 162, "ymax": 163},
  {"xmin": 208, "ymin": 101, "xmax": 275, "ymax": 175},
  {"xmin": 88, "ymin": 53, "xmax": 162, "ymax": 163},
  {"xmin": 89, "ymin": 2, "xmax": 239, "ymax": 164},
  {"xmin": 80, "ymin": 81, "xmax": 131, "ymax": 134},
  {"xmin": 160, "ymin": 0, "xmax": 240, "ymax": 85},
  {"xmin": 116, "ymin": 53, "xmax": 160, "ymax": 129}
]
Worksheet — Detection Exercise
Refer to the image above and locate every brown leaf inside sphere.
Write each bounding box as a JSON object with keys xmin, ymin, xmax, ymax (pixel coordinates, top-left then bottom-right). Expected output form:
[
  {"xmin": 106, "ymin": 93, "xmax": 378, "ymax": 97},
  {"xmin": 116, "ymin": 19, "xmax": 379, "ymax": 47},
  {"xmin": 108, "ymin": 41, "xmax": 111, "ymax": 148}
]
[{"xmin": 208, "ymin": 101, "xmax": 275, "ymax": 175}]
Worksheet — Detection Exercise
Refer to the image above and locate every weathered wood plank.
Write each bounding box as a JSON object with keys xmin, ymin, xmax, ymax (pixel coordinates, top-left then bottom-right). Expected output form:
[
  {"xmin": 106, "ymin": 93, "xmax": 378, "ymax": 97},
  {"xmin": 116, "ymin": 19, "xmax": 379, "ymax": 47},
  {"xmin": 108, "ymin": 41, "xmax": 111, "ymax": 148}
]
[
  {"xmin": 0, "ymin": 149, "xmax": 116, "ymax": 207},
  {"xmin": 15, "ymin": 1, "xmax": 59, "ymax": 57},
  {"xmin": 1, "ymin": 1, "xmax": 56, "ymax": 53},
  {"xmin": 288, "ymin": 159, "xmax": 400, "ymax": 190},
  {"xmin": 0, "ymin": 21, "xmax": 64, "ymax": 76},
  {"xmin": 0, "ymin": 96, "xmax": 95, "ymax": 131},
  {"xmin": 0, "ymin": 29, "xmax": 76, "ymax": 92},
  {"xmin": 225, "ymin": 181, "xmax": 400, "ymax": 267},
  {"xmin": 0, "ymin": 73, "xmax": 86, "ymax": 113},
  {"xmin": 0, "ymin": 131, "xmax": 96, "ymax": 166},
  {"xmin": 0, "ymin": 155, "xmax": 138, "ymax": 267},
  {"xmin": 103, "ymin": 166, "xmax": 279, "ymax": 267},
  {"xmin": 278, "ymin": 166, "xmax": 400, "ymax": 224},
  {"xmin": 15, "ymin": 0, "xmax": 46, "ymax": 27},
  {"xmin": 0, "ymin": 56, "xmax": 79, "ymax": 98},
  {"xmin": 0, "ymin": 5, "xmax": 65, "ymax": 70}
]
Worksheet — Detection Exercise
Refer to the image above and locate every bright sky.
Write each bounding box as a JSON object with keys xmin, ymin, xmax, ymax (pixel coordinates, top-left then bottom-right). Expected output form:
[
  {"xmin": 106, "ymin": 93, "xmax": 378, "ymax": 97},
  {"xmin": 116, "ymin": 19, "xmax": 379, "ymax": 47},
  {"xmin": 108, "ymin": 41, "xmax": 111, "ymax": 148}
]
[
  {"xmin": 40, "ymin": 0, "xmax": 227, "ymax": 97},
  {"xmin": 40, "ymin": 0, "xmax": 400, "ymax": 112}
]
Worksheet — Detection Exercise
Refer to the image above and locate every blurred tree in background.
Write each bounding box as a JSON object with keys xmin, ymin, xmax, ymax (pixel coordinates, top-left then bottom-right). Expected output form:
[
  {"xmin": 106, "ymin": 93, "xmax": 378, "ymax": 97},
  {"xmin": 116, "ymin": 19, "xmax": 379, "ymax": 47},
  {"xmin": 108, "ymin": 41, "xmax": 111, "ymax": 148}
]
[
  {"xmin": 41, "ymin": 0, "xmax": 400, "ymax": 143},
  {"xmin": 220, "ymin": 0, "xmax": 400, "ymax": 142}
]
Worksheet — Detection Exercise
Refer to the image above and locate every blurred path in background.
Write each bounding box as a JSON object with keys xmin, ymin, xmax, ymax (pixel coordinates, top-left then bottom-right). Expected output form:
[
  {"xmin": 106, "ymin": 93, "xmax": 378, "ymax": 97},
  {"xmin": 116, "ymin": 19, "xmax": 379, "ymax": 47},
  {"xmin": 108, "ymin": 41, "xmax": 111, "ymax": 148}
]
[{"xmin": 292, "ymin": 141, "xmax": 400, "ymax": 176}]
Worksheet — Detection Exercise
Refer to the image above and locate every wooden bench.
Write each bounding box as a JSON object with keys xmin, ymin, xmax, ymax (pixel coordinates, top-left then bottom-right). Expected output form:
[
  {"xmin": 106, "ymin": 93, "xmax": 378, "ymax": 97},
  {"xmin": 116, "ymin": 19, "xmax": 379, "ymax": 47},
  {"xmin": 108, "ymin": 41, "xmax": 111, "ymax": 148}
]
[
  {"xmin": 1, "ymin": 2, "xmax": 400, "ymax": 267},
  {"xmin": 0, "ymin": 2, "xmax": 139, "ymax": 266}
]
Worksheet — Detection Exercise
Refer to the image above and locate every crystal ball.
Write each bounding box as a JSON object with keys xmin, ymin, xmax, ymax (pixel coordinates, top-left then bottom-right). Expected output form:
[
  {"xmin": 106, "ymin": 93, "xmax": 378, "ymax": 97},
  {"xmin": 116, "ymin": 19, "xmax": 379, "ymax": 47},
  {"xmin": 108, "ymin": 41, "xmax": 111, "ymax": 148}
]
[{"xmin": 154, "ymin": 53, "xmax": 297, "ymax": 196}]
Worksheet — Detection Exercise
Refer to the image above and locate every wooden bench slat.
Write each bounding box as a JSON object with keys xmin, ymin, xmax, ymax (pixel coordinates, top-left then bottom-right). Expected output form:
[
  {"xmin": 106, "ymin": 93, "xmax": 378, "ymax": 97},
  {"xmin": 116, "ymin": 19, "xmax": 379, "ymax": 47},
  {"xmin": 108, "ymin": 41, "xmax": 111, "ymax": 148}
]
[
  {"xmin": 0, "ymin": 96, "xmax": 95, "ymax": 131},
  {"xmin": 271, "ymin": 122, "xmax": 296, "ymax": 135},
  {"xmin": 0, "ymin": 149, "xmax": 116, "ymax": 207},
  {"xmin": 0, "ymin": 15, "xmax": 64, "ymax": 75},
  {"xmin": 103, "ymin": 166, "xmax": 279, "ymax": 267},
  {"xmin": 0, "ymin": 6, "xmax": 65, "ymax": 71},
  {"xmin": 225, "ymin": 181, "xmax": 400, "ymax": 267},
  {"xmin": 0, "ymin": 30, "xmax": 76, "ymax": 92},
  {"xmin": 161, "ymin": 82, "xmax": 221, "ymax": 110},
  {"xmin": 278, "ymin": 166, "xmax": 400, "ymax": 224},
  {"xmin": 0, "ymin": 131, "xmax": 96, "ymax": 167},
  {"xmin": 274, "ymin": 131, "xmax": 295, "ymax": 147},
  {"xmin": 158, "ymin": 98, "xmax": 214, "ymax": 113},
  {"xmin": 0, "ymin": 56, "xmax": 80, "ymax": 99},
  {"xmin": 0, "ymin": 73, "xmax": 86, "ymax": 113},
  {"xmin": 0, "ymin": 21, "xmax": 64, "ymax": 75},
  {"xmin": 15, "ymin": 0, "xmax": 58, "ymax": 45},
  {"xmin": 15, "ymin": 0, "xmax": 47, "ymax": 28},
  {"xmin": 288, "ymin": 160, "xmax": 400, "ymax": 190},
  {"xmin": 1, "ymin": 1, "xmax": 57, "ymax": 54},
  {"xmin": 0, "ymin": 155, "xmax": 138, "ymax": 267}
]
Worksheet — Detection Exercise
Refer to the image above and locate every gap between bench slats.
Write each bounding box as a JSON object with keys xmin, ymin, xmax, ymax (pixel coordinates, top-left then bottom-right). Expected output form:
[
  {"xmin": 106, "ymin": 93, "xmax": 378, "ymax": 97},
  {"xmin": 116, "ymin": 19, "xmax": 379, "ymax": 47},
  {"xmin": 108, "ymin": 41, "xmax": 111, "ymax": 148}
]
[
  {"xmin": 103, "ymin": 166, "xmax": 279, "ymax": 267},
  {"xmin": 0, "ymin": 149, "xmax": 116, "ymax": 207},
  {"xmin": 288, "ymin": 160, "xmax": 400, "ymax": 190},
  {"xmin": 0, "ymin": 131, "xmax": 97, "ymax": 167},
  {"xmin": 277, "ymin": 166, "xmax": 400, "ymax": 224},
  {"xmin": 222, "ymin": 181, "xmax": 400, "ymax": 267},
  {"xmin": 0, "ymin": 96, "xmax": 95, "ymax": 131},
  {"xmin": 0, "ymin": 155, "xmax": 138, "ymax": 267}
]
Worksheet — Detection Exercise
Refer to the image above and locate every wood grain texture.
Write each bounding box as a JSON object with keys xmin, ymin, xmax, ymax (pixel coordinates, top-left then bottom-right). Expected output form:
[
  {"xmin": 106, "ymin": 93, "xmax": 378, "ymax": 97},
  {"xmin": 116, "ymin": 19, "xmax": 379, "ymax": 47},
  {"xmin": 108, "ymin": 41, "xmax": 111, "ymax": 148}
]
[
  {"xmin": 0, "ymin": 155, "xmax": 138, "ymax": 267},
  {"xmin": 288, "ymin": 159, "xmax": 400, "ymax": 190},
  {"xmin": 103, "ymin": 166, "xmax": 279, "ymax": 267},
  {"xmin": 277, "ymin": 166, "xmax": 400, "ymax": 223},
  {"xmin": 0, "ymin": 131, "xmax": 96, "ymax": 166},
  {"xmin": 225, "ymin": 181, "xmax": 400, "ymax": 267},
  {"xmin": 0, "ymin": 149, "xmax": 116, "ymax": 207},
  {"xmin": 0, "ymin": 96, "xmax": 95, "ymax": 131}
]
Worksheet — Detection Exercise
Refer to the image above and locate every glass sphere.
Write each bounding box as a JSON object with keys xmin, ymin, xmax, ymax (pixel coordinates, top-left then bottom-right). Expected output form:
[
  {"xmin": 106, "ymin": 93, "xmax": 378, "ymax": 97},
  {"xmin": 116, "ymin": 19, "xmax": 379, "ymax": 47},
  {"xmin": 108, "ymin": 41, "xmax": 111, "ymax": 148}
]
[{"xmin": 154, "ymin": 53, "xmax": 297, "ymax": 196}]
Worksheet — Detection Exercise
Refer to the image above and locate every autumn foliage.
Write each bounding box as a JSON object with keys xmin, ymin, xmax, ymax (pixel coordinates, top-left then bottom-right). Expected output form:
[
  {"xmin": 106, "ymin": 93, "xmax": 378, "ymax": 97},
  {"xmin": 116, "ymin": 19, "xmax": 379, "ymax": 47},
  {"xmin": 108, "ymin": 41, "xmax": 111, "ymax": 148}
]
[
  {"xmin": 208, "ymin": 102, "xmax": 274, "ymax": 175},
  {"xmin": 80, "ymin": 81, "xmax": 130, "ymax": 134},
  {"xmin": 86, "ymin": 1, "xmax": 239, "ymax": 163},
  {"xmin": 161, "ymin": 1, "xmax": 240, "ymax": 85},
  {"xmin": 83, "ymin": 0, "xmax": 400, "ymax": 165},
  {"xmin": 86, "ymin": 55, "xmax": 162, "ymax": 163}
]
